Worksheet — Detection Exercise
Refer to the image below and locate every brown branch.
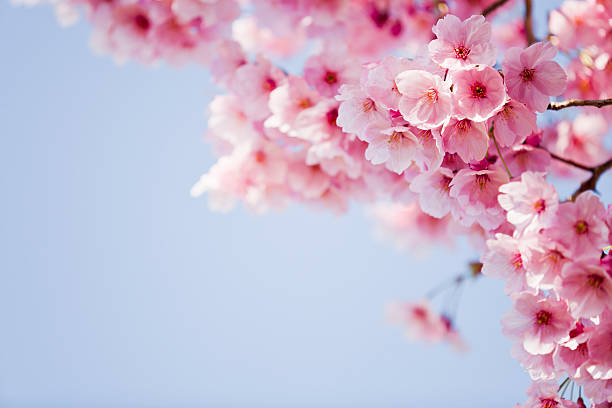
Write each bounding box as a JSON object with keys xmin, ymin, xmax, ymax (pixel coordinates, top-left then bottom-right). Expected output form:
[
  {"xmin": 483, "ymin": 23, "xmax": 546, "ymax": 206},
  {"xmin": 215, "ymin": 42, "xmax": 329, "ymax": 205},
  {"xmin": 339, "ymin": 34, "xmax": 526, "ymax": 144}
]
[
  {"xmin": 549, "ymin": 152, "xmax": 592, "ymax": 172},
  {"xmin": 524, "ymin": 0, "xmax": 537, "ymax": 45},
  {"xmin": 571, "ymin": 157, "xmax": 612, "ymax": 201},
  {"xmin": 548, "ymin": 98, "xmax": 612, "ymax": 111},
  {"xmin": 482, "ymin": 0, "xmax": 509, "ymax": 16}
]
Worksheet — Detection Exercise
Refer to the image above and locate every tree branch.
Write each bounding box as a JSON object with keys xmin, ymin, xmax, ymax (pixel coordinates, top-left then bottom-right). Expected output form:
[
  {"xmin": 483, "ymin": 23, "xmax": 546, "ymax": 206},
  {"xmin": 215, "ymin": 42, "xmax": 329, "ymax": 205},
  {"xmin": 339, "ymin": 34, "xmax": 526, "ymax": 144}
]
[
  {"xmin": 571, "ymin": 157, "xmax": 612, "ymax": 201},
  {"xmin": 482, "ymin": 0, "xmax": 509, "ymax": 16},
  {"xmin": 549, "ymin": 152, "xmax": 592, "ymax": 172},
  {"xmin": 548, "ymin": 98, "xmax": 612, "ymax": 111},
  {"xmin": 524, "ymin": 0, "xmax": 536, "ymax": 45}
]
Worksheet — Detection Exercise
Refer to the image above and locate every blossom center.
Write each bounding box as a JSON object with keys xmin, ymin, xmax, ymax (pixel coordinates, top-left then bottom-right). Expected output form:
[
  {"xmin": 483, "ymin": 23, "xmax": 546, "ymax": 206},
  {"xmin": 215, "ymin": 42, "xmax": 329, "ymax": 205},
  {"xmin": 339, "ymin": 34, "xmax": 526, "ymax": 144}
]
[
  {"xmin": 511, "ymin": 253, "xmax": 523, "ymax": 270},
  {"xmin": 539, "ymin": 399, "xmax": 558, "ymax": 408},
  {"xmin": 456, "ymin": 119, "xmax": 471, "ymax": 135},
  {"xmin": 324, "ymin": 71, "xmax": 338, "ymax": 84},
  {"xmin": 577, "ymin": 342, "xmax": 588, "ymax": 356},
  {"xmin": 263, "ymin": 77, "xmax": 277, "ymax": 91},
  {"xmin": 454, "ymin": 45, "xmax": 470, "ymax": 60},
  {"xmin": 520, "ymin": 68, "xmax": 536, "ymax": 82},
  {"xmin": 587, "ymin": 274, "xmax": 603, "ymax": 288},
  {"xmin": 298, "ymin": 99, "xmax": 311, "ymax": 109},
  {"xmin": 574, "ymin": 220, "xmax": 588, "ymax": 234},
  {"xmin": 254, "ymin": 150, "xmax": 266, "ymax": 163},
  {"xmin": 388, "ymin": 131, "xmax": 402, "ymax": 144},
  {"xmin": 362, "ymin": 99, "xmax": 375, "ymax": 112},
  {"xmin": 133, "ymin": 14, "xmax": 151, "ymax": 32},
  {"xmin": 326, "ymin": 107, "xmax": 338, "ymax": 127},
  {"xmin": 424, "ymin": 88, "xmax": 439, "ymax": 103},
  {"xmin": 536, "ymin": 310, "xmax": 551, "ymax": 326},
  {"xmin": 533, "ymin": 199, "xmax": 546, "ymax": 214},
  {"xmin": 471, "ymin": 82, "xmax": 487, "ymax": 99},
  {"xmin": 475, "ymin": 174, "xmax": 490, "ymax": 190}
]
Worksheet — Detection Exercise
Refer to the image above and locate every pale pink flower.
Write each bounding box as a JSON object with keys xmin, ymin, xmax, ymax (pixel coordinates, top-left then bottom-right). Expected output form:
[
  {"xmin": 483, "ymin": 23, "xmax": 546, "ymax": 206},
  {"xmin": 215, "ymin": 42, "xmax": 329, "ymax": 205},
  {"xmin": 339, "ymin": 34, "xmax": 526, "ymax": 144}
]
[
  {"xmin": 231, "ymin": 56, "xmax": 287, "ymax": 120},
  {"xmin": 481, "ymin": 233, "xmax": 536, "ymax": 295},
  {"xmin": 293, "ymin": 100, "xmax": 342, "ymax": 143},
  {"xmin": 288, "ymin": 162, "xmax": 331, "ymax": 200},
  {"xmin": 396, "ymin": 70, "xmax": 452, "ymax": 129},
  {"xmin": 523, "ymin": 381, "xmax": 577, "ymax": 408},
  {"xmin": 492, "ymin": 100, "xmax": 538, "ymax": 147},
  {"xmin": 451, "ymin": 65, "xmax": 506, "ymax": 121},
  {"xmin": 387, "ymin": 300, "xmax": 446, "ymax": 342},
  {"xmin": 370, "ymin": 202, "xmax": 455, "ymax": 255},
  {"xmin": 449, "ymin": 166, "xmax": 509, "ymax": 230},
  {"xmin": 441, "ymin": 118, "xmax": 489, "ymax": 163},
  {"xmin": 362, "ymin": 125, "xmax": 420, "ymax": 174},
  {"xmin": 498, "ymin": 172, "xmax": 559, "ymax": 233},
  {"xmin": 502, "ymin": 42, "xmax": 567, "ymax": 112},
  {"xmin": 586, "ymin": 313, "xmax": 612, "ymax": 380},
  {"xmin": 505, "ymin": 144, "xmax": 552, "ymax": 177},
  {"xmin": 525, "ymin": 240, "xmax": 570, "ymax": 293},
  {"xmin": 502, "ymin": 293, "xmax": 573, "ymax": 355},
  {"xmin": 336, "ymin": 84, "xmax": 387, "ymax": 137},
  {"xmin": 428, "ymin": 14, "xmax": 496, "ymax": 70},
  {"xmin": 303, "ymin": 48, "xmax": 360, "ymax": 98},
  {"xmin": 560, "ymin": 261, "xmax": 612, "ymax": 318},
  {"xmin": 575, "ymin": 371, "xmax": 612, "ymax": 404},
  {"xmin": 549, "ymin": 192, "xmax": 609, "ymax": 258},
  {"xmin": 410, "ymin": 167, "xmax": 457, "ymax": 218},
  {"xmin": 265, "ymin": 75, "xmax": 321, "ymax": 134},
  {"xmin": 553, "ymin": 340, "xmax": 590, "ymax": 379},
  {"xmin": 511, "ymin": 342, "xmax": 557, "ymax": 381},
  {"xmin": 364, "ymin": 55, "xmax": 415, "ymax": 111}
]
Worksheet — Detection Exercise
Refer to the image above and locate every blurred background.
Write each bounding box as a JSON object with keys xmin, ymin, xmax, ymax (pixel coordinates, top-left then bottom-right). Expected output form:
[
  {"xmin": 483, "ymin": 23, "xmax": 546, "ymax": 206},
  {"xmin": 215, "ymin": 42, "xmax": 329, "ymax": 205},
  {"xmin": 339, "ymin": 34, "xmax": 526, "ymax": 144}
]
[{"xmin": 1, "ymin": 1, "xmax": 602, "ymax": 406}]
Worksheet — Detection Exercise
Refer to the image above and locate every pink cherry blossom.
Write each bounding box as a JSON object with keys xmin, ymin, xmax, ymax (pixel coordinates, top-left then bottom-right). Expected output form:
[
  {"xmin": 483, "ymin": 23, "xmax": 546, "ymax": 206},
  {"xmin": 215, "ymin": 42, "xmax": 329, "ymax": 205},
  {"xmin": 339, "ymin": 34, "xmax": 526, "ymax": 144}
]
[
  {"xmin": 549, "ymin": 192, "xmax": 609, "ymax": 258},
  {"xmin": 428, "ymin": 14, "xmax": 496, "ymax": 70},
  {"xmin": 364, "ymin": 55, "xmax": 415, "ymax": 111},
  {"xmin": 502, "ymin": 293, "xmax": 573, "ymax": 355},
  {"xmin": 396, "ymin": 70, "xmax": 452, "ymax": 129},
  {"xmin": 410, "ymin": 167, "xmax": 457, "ymax": 219},
  {"xmin": 449, "ymin": 165, "xmax": 509, "ymax": 230},
  {"xmin": 481, "ymin": 233, "xmax": 536, "ymax": 295},
  {"xmin": 441, "ymin": 118, "xmax": 489, "ymax": 163},
  {"xmin": 502, "ymin": 41, "xmax": 567, "ymax": 112},
  {"xmin": 492, "ymin": 100, "xmax": 538, "ymax": 147},
  {"xmin": 498, "ymin": 172, "xmax": 559, "ymax": 233},
  {"xmin": 560, "ymin": 261, "xmax": 612, "ymax": 318},
  {"xmin": 451, "ymin": 65, "xmax": 506, "ymax": 122},
  {"xmin": 303, "ymin": 47, "xmax": 360, "ymax": 98}
]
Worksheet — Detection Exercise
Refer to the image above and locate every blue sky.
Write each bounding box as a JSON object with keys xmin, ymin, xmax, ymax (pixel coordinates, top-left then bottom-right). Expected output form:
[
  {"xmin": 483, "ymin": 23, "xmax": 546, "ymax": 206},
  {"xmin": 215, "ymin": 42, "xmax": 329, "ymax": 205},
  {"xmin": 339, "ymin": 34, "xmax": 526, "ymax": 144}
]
[{"xmin": 0, "ymin": 1, "xmax": 606, "ymax": 406}]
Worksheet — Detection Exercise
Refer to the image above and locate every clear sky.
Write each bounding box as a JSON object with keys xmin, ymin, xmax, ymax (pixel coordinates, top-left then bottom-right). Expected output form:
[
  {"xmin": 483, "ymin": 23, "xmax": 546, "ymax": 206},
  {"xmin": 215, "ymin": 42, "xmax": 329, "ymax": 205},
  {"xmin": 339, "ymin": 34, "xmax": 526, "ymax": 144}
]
[{"xmin": 0, "ymin": 1, "xmax": 607, "ymax": 407}]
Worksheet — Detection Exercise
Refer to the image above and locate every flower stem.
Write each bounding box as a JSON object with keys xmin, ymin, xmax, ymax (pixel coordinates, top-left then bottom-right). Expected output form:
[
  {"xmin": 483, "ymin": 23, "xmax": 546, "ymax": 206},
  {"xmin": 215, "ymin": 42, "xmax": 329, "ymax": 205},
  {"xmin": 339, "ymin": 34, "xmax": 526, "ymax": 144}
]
[{"xmin": 489, "ymin": 124, "xmax": 513, "ymax": 179}]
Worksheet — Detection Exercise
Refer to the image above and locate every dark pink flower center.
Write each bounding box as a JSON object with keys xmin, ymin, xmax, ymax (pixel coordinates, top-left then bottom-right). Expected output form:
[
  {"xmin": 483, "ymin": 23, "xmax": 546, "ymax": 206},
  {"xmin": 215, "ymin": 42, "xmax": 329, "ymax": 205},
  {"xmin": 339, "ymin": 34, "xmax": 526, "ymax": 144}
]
[
  {"xmin": 533, "ymin": 199, "xmax": 546, "ymax": 214},
  {"xmin": 539, "ymin": 399, "xmax": 558, "ymax": 408},
  {"xmin": 577, "ymin": 342, "xmax": 588, "ymax": 356},
  {"xmin": 412, "ymin": 307, "xmax": 427, "ymax": 319},
  {"xmin": 390, "ymin": 20, "xmax": 403, "ymax": 37},
  {"xmin": 133, "ymin": 13, "xmax": 151, "ymax": 31},
  {"xmin": 454, "ymin": 45, "xmax": 471, "ymax": 60},
  {"xmin": 440, "ymin": 176, "xmax": 452, "ymax": 192},
  {"xmin": 369, "ymin": 6, "xmax": 389, "ymax": 28},
  {"xmin": 511, "ymin": 253, "xmax": 523, "ymax": 270},
  {"xmin": 536, "ymin": 310, "xmax": 551, "ymax": 326},
  {"xmin": 263, "ymin": 77, "xmax": 277, "ymax": 91},
  {"xmin": 587, "ymin": 274, "xmax": 603, "ymax": 288},
  {"xmin": 475, "ymin": 174, "xmax": 490, "ymax": 189},
  {"xmin": 520, "ymin": 68, "xmax": 536, "ymax": 82},
  {"xmin": 254, "ymin": 150, "xmax": 266, "ymax": 163},
  {"xmin": 324, "ymin": 71, "xmax": 337, "ymax": 84},
  {"xmin": 471, "ymin": 82, "xmax": 487, "ymax": 99},
  {"xmin": 574, "ymin": 220, "xmax": 588, "ymax": 234},
  {"xmin": 326, "ymin": 107, "xmax": 338, "ymax": 127},
  {"xmin": 456, "ymin": 119, "xmax": 471, "ymax": 135}
]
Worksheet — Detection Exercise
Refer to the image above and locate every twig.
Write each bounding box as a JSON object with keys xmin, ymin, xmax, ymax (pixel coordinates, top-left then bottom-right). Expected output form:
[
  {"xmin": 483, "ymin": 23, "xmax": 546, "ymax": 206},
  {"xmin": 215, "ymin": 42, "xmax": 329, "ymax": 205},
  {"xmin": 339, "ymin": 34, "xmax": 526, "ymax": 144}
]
[
  {"xmin": 549, "ymin": 152, "xmax": 592, "ymax": 172},
  {"xmin": 571, "ymin": 157, "xmax": 612, "ymax": 201},
  {"xmin": 524, "ymin": 0, "xmax": 536, "ymax": 45},
  {"xmin": 489, "ymin": 124, "xmax": 513, "ymax": 179},
  {"xmin": 548, "ymin": 98, "xmax": 612, "ymax": 111},
  {"xmin": 482, "ymin": 0, "xmax": 509, "ymax": 16}
]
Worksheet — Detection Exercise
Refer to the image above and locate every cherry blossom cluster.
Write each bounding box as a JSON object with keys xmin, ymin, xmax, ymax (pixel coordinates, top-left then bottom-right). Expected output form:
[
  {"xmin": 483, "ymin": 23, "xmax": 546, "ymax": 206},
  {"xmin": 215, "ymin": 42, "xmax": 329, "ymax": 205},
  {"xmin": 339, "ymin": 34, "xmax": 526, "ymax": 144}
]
[
  {"xmin": 17, "ymin": 0, "xmax": 523, "ymax": 65},
  {"xmin": 22, "ymin": 0, "xmax": 612, "ymax": 404}
]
